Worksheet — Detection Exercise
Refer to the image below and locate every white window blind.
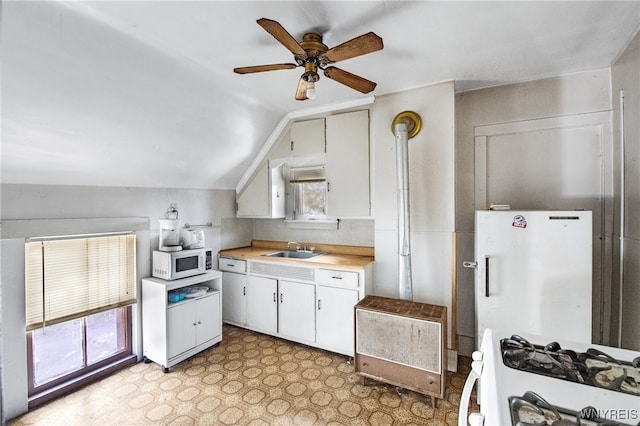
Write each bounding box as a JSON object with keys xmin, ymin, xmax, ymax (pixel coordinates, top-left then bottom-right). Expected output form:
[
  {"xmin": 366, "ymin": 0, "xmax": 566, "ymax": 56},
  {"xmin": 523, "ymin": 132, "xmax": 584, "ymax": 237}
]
[
  {"xmin": 25, "ymin": 234, "xmax": 136, "ymax": 331},
  {"xmin": 289, "ymin": 165, "xmax": 326, "ymax": 183}
]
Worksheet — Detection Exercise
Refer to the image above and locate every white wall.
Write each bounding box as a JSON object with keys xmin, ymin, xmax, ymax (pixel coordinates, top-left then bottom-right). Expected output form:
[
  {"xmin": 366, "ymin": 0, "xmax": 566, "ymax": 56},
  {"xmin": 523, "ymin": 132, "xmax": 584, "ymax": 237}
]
[
  {"xmin": 0, "ymin": 183, "xmax": 242, "ymax": 420},
  {"xmin": 611, "ymin": 29, "xmax": 640, "ymax": 351},
  {"xmin": 455, "ymin": 69, "xmax": 614, "ymax": 354},
  {"xmin": 372, "ymin": 82, "xmax": 456, "ymax": 348}
]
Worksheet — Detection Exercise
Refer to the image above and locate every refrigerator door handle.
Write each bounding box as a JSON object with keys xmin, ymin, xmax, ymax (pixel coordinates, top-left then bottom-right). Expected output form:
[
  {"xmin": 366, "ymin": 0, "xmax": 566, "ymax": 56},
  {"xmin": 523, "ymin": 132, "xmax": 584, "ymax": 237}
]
[{"xmin": 484, "ymin": 256, "xmax": 490, "ymax": 297}]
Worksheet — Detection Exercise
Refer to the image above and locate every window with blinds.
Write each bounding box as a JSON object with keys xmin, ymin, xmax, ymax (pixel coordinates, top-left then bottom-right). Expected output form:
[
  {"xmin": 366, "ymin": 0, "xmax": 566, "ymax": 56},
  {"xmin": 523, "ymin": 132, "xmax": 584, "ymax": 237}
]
[
  {"xmin": 25, "ymin": 234, "xmax": 136, "ymax": 331},
  {"xmin": 289, "ymin": 165, "xmax": 327, "ymax": 219}
]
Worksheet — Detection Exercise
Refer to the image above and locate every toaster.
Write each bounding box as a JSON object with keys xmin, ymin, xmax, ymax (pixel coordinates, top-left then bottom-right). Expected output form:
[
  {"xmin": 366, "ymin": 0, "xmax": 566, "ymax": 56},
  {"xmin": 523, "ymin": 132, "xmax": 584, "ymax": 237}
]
[{"xmin": 180, "ymin": 229, "xmax": 205, "ymax": 249}]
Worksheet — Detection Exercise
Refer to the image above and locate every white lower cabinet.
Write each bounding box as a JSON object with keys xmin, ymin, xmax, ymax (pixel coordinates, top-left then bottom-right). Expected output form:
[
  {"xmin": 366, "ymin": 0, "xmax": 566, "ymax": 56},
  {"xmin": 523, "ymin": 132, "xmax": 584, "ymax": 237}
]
[
  {"xmin": 142, "ymin": 271, "xmax": 222, "ymax": 372},
  {"xmin": 219, "ymin": 257, "xmax": 373, "ymax": 357},
  {"xmin": 278, "ymin": 280, "xmax": 316, "ymax": 344},
  {"xmin": 221, "ymin": 271, "xmax": 247, "ymax": 325},
  {"xmin": 316, "ymin": 285, "xmax": 359, "ymax": 356},
  {"xmin": 167, "ymin": 293, "xmax": 220, "ymax": 359},
  {"xmin": 222, "ymin": 271, "xmax": 278, "ymax": 334},
  {"xmin": 247, "ymin": 275, "xmax": 278, "ymax": 334}
]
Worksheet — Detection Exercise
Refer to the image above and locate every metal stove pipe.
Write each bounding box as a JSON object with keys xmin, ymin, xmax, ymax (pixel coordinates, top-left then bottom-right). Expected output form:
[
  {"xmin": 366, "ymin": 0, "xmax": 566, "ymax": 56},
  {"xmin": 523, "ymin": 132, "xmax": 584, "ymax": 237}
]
[
  {"xmin": 395, "ymin": 122, "xmax": 413, "ymax": 300},
  {"xmin": 392, "ymin": 111, "xmax": 422, "ymax": 301}
]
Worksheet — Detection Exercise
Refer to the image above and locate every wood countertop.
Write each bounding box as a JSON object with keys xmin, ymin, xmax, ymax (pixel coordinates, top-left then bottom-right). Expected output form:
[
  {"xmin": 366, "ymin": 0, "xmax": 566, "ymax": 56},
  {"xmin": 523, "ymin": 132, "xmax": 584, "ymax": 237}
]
[{"xmin": 218, "ymin": 240, "xmax": 374, "ymax": 270}]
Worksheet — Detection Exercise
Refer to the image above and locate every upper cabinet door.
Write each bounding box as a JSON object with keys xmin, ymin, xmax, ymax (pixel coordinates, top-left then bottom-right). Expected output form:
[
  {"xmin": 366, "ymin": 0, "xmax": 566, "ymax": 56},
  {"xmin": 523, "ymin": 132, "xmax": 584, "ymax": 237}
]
[
  {"xmin": 326, "ymin": 110, "xmax": 370, "ymax": 217},
  {"xmin": 288, "ymin": 118, "xmax": 326, "ymax": 156},
  {"xmin": 237, "ymin": 162, "xmax": 269, "ymax": 217},
  {"xmin": 237, "ymin": 162, "xmax": 285, "ymax": 218}
]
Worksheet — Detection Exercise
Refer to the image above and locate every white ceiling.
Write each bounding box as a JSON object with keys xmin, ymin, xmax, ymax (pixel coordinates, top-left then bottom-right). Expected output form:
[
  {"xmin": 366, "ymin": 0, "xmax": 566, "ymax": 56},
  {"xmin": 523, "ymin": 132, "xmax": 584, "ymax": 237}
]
[{"xmin": 2, "ymin": 1, "xmax": 639, "ymax": 190}]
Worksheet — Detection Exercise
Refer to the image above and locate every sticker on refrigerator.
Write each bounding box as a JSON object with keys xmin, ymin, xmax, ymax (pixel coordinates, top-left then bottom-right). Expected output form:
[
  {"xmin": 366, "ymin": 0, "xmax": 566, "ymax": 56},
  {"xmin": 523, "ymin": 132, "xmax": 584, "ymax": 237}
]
[{"xmin": 512, "ymin": 215, "xmax": 527, "ymax": 228}]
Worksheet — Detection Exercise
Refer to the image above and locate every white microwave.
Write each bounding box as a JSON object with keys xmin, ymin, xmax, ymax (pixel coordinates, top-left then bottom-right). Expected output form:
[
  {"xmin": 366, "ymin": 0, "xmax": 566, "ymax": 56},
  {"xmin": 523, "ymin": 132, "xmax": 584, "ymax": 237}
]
[{"xmin": 152, "ymin": 248, "xmax": 212, "ymax": 280}]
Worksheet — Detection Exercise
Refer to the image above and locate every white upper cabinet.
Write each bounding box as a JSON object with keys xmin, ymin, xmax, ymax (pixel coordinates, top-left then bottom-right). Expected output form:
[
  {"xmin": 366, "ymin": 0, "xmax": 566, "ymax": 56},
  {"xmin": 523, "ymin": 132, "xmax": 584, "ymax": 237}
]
[
  {"xmin": 326, "ymin": 110, "xmax": 370, "ymax": 217},
  {"xmin": 237, "ymin": 161, "xmax": 285, "ymax": 218},
  {"xmin": 237, "ymin": 110, "xmax": 370, "ymax": 218},
  {"xmin": 279, "ymin": 118, "xmax": 326, "ymax": 157}
]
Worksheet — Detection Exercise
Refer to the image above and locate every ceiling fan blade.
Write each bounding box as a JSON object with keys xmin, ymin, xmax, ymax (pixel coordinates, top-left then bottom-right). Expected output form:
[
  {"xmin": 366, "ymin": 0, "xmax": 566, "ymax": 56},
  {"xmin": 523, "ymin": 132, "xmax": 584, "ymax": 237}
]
[
  {"xmin": 295, "ymin": 78, "xmax": 308, "ymax": 101},
  {"xmin": 257, "ymin": 18, "xmax": 306, "ymax": 56},
  {"xmin": 323, "ymin": 66, "xmax": 377, "ymax": 94},
  {"xmin": 234, "ymin": 63, "xmax": 297, "ymax": 74},
  {"xmin": 324, "ymin": 32, "xmax": 383, "ymax": 63}
]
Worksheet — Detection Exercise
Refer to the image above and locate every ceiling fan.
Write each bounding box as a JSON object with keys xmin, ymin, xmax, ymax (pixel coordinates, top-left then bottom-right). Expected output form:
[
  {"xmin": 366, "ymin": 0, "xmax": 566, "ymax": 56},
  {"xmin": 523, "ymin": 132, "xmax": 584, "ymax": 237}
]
[{"xmin": 234, "ymin": 18, "xmax": 383, "ymax": 100}]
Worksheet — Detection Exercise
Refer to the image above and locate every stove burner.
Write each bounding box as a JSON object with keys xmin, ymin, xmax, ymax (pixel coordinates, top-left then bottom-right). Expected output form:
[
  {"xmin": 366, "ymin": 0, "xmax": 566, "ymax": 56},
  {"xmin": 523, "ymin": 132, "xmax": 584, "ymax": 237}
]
[
  {"xmin": 509, "ymin": 391, "xmax": 639, "ymax": 426},
  {"xmin": 501, "ymin": 335, "xmax": 640, "ymax": 396}
]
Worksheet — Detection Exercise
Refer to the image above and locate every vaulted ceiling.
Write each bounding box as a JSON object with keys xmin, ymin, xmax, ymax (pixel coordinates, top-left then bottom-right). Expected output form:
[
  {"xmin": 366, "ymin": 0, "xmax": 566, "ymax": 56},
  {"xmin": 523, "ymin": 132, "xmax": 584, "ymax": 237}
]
[{"xmin": 2, "ymin": 1, "xmax": 639, "ymax": 190}]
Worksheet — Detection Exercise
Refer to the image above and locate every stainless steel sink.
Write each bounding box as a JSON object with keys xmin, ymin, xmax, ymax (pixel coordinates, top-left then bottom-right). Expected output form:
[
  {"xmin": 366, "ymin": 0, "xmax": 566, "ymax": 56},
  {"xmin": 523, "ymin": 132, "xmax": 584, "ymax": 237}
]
[{"xmin": 262, "ymin": 250, "xmax": 327, "ymax": 259}]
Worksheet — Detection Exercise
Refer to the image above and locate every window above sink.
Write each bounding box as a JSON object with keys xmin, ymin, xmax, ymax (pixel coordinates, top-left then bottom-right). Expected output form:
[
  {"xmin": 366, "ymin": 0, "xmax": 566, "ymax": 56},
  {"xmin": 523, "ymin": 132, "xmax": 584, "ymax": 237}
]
[{"xmin": 288, "ymin": 165, "xmax": 327, "ymax": 221}]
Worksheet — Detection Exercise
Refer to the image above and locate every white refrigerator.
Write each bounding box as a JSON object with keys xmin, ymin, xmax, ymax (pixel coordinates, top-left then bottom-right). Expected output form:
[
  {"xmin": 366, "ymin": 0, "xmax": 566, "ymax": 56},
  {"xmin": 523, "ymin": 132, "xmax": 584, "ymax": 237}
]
[{"xmin": 472, "ymin": 210, "xmax": 592, "ymax": 349}]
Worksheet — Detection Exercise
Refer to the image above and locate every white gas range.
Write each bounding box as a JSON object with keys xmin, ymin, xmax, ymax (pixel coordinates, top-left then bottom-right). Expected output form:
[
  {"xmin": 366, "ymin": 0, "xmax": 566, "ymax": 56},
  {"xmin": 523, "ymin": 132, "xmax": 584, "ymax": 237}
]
[{"xmin": 459, "ymin": 329, "xmax": 640, "ymax": 426}]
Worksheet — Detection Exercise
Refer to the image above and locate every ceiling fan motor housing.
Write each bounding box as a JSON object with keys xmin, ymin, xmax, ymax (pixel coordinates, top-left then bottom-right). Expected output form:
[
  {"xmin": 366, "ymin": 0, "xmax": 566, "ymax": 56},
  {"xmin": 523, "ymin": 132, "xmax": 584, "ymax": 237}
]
[{"xmin": 301, "ymin": 33, "xmax": 328, "ymax": 57}]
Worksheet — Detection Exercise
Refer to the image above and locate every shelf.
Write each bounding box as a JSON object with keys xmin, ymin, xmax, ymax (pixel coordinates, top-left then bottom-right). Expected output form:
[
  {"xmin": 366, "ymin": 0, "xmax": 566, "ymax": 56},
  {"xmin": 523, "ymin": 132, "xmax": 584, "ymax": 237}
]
[
  {"xmin": 168, "ymin": 289, "xmax": 220, "ymax": 307},
  {"xmin": 144, "ymin": 270, "xmax": 222, "ymax": 291}
]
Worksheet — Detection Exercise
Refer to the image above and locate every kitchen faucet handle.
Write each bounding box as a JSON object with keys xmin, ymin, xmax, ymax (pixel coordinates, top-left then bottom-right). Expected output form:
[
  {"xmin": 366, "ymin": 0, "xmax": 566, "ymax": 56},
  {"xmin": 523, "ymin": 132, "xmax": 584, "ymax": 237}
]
[{"xmin": 287, "ymin": 241, "xmax": 301, "ymax": 250}]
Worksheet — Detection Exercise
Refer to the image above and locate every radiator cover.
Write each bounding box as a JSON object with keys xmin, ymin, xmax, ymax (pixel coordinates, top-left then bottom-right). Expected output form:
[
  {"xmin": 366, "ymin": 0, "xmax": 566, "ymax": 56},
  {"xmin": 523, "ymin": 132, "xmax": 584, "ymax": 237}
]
[{"xmin": 354, "ymin": 295, "xmax": 447, "ymax": 407}]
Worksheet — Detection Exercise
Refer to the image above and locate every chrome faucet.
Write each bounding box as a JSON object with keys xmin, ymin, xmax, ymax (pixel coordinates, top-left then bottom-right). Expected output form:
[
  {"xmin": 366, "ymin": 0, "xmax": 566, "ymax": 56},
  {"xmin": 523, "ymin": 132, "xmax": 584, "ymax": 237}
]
[{"xmin": 287, "ymin": 241, "xmax": 302, "ymax": 251}]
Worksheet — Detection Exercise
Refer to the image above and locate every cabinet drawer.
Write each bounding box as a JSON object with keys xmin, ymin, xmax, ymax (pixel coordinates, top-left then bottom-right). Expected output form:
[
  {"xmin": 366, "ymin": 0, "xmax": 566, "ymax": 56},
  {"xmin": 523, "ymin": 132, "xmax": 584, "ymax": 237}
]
[
  {"xmin": 219, "ymin": 257, "xmax": 246, "ymax": 273},
  {"xmin": 317, "ymin": 269, "xmax": 358, "ymax": 288}
]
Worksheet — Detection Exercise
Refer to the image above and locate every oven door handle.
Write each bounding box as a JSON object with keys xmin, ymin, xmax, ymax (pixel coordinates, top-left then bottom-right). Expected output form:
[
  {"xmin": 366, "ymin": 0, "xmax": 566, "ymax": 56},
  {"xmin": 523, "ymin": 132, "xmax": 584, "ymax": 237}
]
[{"xmin": 458, "ymin": 352, "xmax": 484, "ymax": 426}]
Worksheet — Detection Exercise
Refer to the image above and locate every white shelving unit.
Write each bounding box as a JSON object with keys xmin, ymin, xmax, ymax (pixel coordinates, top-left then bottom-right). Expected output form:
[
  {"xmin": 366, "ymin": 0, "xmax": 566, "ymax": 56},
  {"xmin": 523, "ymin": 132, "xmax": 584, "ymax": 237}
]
[{"xmin": 142, "ymin": 270, "xmax": 222, "ymax": 372}]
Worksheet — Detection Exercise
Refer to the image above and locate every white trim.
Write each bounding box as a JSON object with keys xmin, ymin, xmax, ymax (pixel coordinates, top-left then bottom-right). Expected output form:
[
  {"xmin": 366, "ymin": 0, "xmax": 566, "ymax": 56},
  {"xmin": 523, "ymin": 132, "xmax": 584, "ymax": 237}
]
[
  {"xmin": 1, "ymin": 217, "xmax": 150, "ymax": 240},
  {"xmin": 473, "ymin": 111, "xmax": 611, "ymax": 137},
  {"xmin": 474, "ymin": 136, "xmax": 488, "ymax": 210}
]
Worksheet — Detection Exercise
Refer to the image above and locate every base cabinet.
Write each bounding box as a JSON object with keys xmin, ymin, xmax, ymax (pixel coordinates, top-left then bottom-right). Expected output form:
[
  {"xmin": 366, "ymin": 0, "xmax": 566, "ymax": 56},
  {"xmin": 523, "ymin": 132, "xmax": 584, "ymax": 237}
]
[
  {"xmin": 247, "ymin": 275, "xmax": 278, "ymax": 334},
  {"xmin": 220, "ymin": 263, "xmax": 278, "ymax": 334},
  {"xmin": 167, "ymin": 294, "xmax": 220, "ymax": 359},
  {"xmin": 278, "ymin": 280, "xmax": 316, "ymax": 344},
  {"xmin": 142, "ymin": 271, "xmax": 222, "ymax": 372},
  {"xmin": 221, "ymin": 271, "xmax": 247, "ymax": 325},
  {"xmin": 219, "ymin": 256, "xmax": 373, "ymax": 357},
  {"xmin": 316, "ymin": 286, "xmax": 359, "ymax": 355}
]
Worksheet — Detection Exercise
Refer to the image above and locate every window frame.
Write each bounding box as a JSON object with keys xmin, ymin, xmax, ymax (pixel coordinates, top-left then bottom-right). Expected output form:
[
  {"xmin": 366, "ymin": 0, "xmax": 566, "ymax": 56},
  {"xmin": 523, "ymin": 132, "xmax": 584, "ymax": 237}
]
[
  {"xmin": 26, "ymin": 306, "xmax": 135, "ymax": 408},
  {"xmin": 292, "ymin": 180, "xmax": 328, "ymax": 220},
  {"xmin": 288, "ymin": 165, "xmax": 328, "ymax": 220}
]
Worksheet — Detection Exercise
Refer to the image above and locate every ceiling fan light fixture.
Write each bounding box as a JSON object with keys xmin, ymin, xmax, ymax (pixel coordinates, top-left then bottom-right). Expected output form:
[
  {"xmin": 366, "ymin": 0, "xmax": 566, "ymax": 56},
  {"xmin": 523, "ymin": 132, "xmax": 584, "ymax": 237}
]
[
  {"xmin": 302, "ymin": 70, "xmax": 319, "ymax": 83},
  {"xmin": 305, "ymin": 81, "xmax": 316, "ymax": 99}
]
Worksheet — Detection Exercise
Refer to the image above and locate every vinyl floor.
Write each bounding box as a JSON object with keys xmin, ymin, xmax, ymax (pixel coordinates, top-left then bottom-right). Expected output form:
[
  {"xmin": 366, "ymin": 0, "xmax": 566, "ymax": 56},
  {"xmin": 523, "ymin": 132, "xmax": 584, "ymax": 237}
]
[{"xmin": 9, "ymin": 325, "xmax": 478, "ymax": 425}]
